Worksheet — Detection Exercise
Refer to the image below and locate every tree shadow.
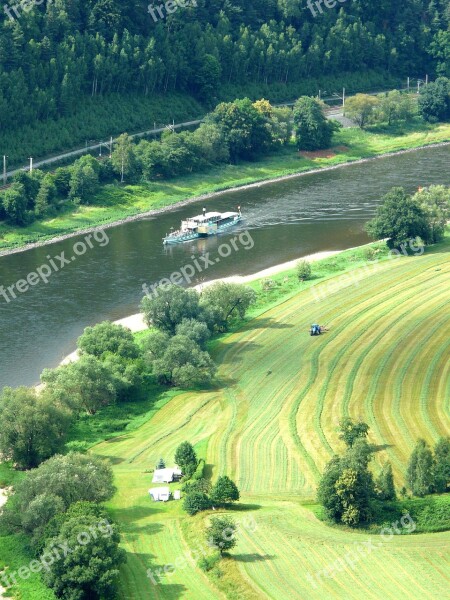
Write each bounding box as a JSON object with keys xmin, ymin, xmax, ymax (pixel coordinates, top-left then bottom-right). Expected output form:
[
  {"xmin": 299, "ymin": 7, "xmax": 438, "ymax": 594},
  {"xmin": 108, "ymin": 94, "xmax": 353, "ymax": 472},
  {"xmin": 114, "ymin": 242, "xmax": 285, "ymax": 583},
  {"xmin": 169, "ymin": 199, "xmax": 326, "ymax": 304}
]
[
  {"xmin": 233, "ymin": 553, "xmax": 275, "ymax": 563},
  {"xmin": 121, "ymin": 551, "xmax": 188, "ymax": 597},
  {"xmin": 104, "ymin": 435, "xmax": 133, "ymax": 443},
  {"xmin": 112, "ymin": 504, "xmax": 165, "ymax": 525},
  {"xmin": 370, "ymin": 443, "xmax": 394, "ymax": 453},
  {"xmin": 203, "ymin": 463, "xmax": 214, "ymax": 481},
  {"xmin": 226, "ymin": 503, "xmax": 262, "ymax": 512},
  {"xmin": 245, "ymin": 318, "xmax": 294, "ymax": 330},
  {"xmin": 218, "ymin": 341, "xmax": 261, "ymax": 364},
  {"xmin": 94, "ymin": 455, "xmax": 126, "ymax": 465}
]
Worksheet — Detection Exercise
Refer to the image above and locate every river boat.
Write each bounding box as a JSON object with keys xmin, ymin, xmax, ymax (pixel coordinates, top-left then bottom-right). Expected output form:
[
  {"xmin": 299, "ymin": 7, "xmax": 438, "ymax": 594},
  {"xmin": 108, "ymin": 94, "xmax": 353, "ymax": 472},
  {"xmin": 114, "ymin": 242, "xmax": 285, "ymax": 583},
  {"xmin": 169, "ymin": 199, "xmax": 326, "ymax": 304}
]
[{"xmin": 163, "ymin": 207, "xmax": 242, "ymax": 245}]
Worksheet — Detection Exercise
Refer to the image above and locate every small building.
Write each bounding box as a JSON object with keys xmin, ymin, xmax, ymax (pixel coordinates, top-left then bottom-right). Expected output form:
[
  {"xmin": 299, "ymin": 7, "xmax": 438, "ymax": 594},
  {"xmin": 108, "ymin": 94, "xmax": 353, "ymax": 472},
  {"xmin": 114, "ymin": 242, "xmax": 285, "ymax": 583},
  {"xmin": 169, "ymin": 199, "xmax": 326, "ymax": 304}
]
[
  {"xmin": 152, "ymin": 467, "xmax": 182, "ymax": 484},
  {"xmin": 173, "ymin": 490, "xmax": 181, "ymax": 501},
  {"xmin": 149, "ymin": 487, "xmax": 170, "ymax": 502}
]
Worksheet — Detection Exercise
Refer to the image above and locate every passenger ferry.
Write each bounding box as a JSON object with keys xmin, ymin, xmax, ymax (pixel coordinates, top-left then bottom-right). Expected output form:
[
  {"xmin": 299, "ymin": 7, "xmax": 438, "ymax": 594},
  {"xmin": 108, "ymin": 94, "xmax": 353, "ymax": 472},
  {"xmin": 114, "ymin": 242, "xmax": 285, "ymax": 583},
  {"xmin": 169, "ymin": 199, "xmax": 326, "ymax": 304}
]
[{"xmin": 163, "ymin": 207, "xmax": 242, "ymax": 245}]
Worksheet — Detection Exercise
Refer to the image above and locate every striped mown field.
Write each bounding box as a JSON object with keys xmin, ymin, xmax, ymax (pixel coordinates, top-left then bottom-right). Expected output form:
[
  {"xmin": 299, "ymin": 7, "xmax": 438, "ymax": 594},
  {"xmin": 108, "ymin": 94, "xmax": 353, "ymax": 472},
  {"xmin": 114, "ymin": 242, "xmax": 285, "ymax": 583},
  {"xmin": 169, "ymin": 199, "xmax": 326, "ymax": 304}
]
[{"xmin": 93, "ymin": 243, "xmax": 450, "ymax": 599}]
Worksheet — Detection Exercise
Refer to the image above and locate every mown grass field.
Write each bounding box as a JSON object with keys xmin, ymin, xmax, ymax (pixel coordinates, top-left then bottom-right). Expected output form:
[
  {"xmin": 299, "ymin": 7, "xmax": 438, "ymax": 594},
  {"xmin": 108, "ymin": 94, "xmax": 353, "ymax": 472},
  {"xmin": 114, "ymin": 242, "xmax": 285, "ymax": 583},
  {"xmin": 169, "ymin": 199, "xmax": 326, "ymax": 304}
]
[
  {"xmin": 92, "ymin": 238, "xmax": 450, "ymax": 599},
  {"xmin": 2, "ymin": 119, "xmax": 450, "ymax": 252}
]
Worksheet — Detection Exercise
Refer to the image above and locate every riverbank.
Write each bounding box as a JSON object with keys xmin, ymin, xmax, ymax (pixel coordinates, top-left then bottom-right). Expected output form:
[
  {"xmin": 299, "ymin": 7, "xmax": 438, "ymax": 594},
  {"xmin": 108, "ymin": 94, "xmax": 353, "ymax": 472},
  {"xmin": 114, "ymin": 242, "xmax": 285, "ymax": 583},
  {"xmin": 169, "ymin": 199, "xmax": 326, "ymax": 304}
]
[
  {"xmin": 1, "ymin": 121, "xmax": 450, "ymax": 257},
  {"xmin": 57, "ymin": 246, "xmax": 371, "ymax": 367}
]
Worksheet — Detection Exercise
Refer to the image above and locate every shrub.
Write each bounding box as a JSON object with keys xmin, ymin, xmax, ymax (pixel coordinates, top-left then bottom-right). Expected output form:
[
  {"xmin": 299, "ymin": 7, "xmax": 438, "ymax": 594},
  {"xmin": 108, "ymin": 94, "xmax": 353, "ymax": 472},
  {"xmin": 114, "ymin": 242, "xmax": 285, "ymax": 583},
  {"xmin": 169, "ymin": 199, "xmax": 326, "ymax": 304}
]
[
  {"xmin": 183, "ymin": 492, "xmax": 212, "ymax": 516},
  {"xmin": 198, "ymin": 553, "xmax": 221, "ymax": 572},
  {"xmin": 297, "ymin": 260, "xmax": 312, "ymax": 281}
]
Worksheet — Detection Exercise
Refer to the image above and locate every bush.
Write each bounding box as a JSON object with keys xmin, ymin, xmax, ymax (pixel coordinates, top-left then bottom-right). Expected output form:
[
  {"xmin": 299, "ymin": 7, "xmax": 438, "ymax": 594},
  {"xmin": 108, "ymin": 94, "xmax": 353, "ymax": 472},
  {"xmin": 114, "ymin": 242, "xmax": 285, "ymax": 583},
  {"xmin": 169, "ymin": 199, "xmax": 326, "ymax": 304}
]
[
  {"xmin": 198, "ymin": 553, "xmax": 221, "ymax": 572},
  {"xmin": 297, "ymin": 260, "xmax": 312, "ymax": 282},
  {"xmin": 191, "ymin": 459, "xmax": 206, "ymax": 482},
  {"xmin": 183, "ymin": 492, "xmax": 212, "ymax": 516},
  {"xmin": 362, "ymin": 247, "xmax": 377, "ymax": 262}
]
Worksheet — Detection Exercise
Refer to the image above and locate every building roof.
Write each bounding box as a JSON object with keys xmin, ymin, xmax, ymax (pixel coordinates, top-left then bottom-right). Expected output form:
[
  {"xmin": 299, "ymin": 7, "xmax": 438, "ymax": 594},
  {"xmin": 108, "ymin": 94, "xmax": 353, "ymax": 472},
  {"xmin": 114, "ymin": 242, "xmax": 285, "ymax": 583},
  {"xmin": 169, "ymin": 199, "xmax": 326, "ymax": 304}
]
[{"xmin": 152, "ymin": 467, "xmax": 182, "ymax": 483}]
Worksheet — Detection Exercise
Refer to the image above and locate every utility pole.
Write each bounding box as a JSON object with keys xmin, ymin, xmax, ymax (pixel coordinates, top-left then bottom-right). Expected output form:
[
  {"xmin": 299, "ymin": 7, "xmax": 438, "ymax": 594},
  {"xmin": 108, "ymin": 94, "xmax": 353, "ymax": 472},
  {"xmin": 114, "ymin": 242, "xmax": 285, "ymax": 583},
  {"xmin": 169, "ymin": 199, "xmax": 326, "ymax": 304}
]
[
  {"xmin": 3, "ymin": 155, "xmax": 7, "ymax": 185},
  {"xmin": 342, "ymin": 87, "xmax": 346, "ymax": 108},
  {"xmin": 407, "ymin": 77, "xmax": 410, "ymax": 92},
  {"xmin": 121, "ymin": 153, "xmax": 124, "ymax": 183},
  {"xmin": 110, "ymin": 136, "xmax": 113, "ymax": 158},
  {"xmin": 425, "ymin": 74, "xmax": 429, "ymax": 86},
  {"xmin": 29, "ymin": 157, "xmax": 33, "ymax": 174}
]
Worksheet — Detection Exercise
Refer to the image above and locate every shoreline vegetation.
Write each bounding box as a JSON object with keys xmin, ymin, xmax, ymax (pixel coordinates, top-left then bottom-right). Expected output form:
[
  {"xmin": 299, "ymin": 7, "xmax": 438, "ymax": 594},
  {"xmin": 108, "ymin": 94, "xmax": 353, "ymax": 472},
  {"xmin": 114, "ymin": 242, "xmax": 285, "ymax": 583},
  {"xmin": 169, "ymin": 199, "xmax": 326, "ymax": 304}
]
[
  {"xmin": 1, "ymin": 123, "xmax": 450, "ymax": 257},
  {"xmin": 57, "ymin": 248, "xmax": 346, "ymax": 367}
]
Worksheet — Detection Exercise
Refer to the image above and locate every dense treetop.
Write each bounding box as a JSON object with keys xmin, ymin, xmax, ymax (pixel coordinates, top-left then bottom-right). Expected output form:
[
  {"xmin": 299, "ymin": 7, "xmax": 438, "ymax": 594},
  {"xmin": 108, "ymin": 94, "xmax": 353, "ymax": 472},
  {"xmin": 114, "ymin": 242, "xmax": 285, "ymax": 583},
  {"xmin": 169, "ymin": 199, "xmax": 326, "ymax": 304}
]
[{"xmin": 1, "ymin": 0, "xmax": 449, "ymax": 137}]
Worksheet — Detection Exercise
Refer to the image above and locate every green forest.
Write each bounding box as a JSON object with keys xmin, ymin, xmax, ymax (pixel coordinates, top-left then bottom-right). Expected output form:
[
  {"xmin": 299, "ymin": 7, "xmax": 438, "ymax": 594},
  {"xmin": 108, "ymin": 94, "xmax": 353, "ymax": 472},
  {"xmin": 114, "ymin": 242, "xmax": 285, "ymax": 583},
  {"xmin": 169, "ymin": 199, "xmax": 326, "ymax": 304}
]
[{"xmin": 1, "ymin": 0, "xmax": 450, "ymax": 164}]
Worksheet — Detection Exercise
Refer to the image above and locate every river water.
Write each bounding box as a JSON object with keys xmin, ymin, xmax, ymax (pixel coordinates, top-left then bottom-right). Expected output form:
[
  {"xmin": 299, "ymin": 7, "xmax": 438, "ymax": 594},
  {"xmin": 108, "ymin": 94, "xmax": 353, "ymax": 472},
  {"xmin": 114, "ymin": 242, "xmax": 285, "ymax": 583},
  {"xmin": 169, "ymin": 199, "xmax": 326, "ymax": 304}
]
[{"xmin": 0, "ymin": 146, "xmax": 449, "ymax": 388}]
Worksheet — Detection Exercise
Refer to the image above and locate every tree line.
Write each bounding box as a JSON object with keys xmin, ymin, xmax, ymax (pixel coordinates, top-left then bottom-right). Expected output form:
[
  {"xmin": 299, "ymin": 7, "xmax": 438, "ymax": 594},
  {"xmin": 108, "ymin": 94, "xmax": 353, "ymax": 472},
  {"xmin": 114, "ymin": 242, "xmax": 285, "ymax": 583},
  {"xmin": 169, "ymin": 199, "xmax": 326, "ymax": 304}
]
[
  {"xmin": 318, "ymin": 418, "xmax": 450, "ymax": 528},
  {"xmin": 1, "ymin": 0, "xmax": 448, "ymax": 135},
  {"xmin": 0, "ymin": 282, "xmax": 256, "ymax": 470},
  {"xmin": 0, "ymin": 97, "xmax": 293, "ymax": 225},
  {"xmin": 0, "ymin": 452, "xmax": 126, "ymax": 598},
  {"xmin": 4, "ymin": 83, "xmax": 450, "ymax": 228},
  {"xmin": 344, "ymin": 77, "xmax": 450, "ymax": 126}
]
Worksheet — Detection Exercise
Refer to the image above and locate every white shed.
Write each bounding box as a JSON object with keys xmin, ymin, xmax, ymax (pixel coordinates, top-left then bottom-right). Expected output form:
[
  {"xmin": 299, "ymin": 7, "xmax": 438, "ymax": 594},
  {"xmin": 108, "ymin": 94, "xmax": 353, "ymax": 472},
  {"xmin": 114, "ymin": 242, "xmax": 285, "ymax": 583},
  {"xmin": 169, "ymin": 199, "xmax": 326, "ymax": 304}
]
[
  {"xmin": 149, "ymin": 487, "xmax": 171, "ymax": 502},
  {"xmin": 152, "ymin": 467, "xmax": 182, "ymax": 483},
  {"xmin": 173, "ymin": 490, "xmax": 181, "ymax": 501}
]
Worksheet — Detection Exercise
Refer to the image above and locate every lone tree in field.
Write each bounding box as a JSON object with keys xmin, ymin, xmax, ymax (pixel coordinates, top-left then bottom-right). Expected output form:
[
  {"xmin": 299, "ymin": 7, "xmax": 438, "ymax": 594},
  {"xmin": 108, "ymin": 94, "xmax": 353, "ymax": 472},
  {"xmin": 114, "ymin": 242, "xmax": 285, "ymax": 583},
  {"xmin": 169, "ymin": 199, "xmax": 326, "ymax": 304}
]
[
  {"xmin": 407, "ymin": 439, "xmax": 435, "ymax": 497},
  {"xmin": 211, "ymin": 476, "xmax": 240, "ymax": 506},
  {"xmin": 175, "ymin": 441, "xmax": 198, "ymax": 478},
  {"xmin": 156, "ymin": 458, "xmax": 166, "ymax": 470},
  {"xmin": 206, "ymin": 516, "xmax": 237, "ymax": 555},
  {"xmin": 293, "ymin": 96, "xmax": 339, "ymax": 150},
  {"xmin": 338, "ymin": 418, "xmax": 369, "ymax": 448}
]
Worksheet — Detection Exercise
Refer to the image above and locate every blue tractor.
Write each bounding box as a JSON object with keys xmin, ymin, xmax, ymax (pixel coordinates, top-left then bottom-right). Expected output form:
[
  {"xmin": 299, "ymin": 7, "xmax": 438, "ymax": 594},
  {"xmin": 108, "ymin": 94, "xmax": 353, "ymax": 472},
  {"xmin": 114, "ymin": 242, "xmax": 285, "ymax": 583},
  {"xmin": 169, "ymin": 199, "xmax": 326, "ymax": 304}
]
[{"xmin": 310, "ymin": 324, "xmax": 321, "ymax": 336}]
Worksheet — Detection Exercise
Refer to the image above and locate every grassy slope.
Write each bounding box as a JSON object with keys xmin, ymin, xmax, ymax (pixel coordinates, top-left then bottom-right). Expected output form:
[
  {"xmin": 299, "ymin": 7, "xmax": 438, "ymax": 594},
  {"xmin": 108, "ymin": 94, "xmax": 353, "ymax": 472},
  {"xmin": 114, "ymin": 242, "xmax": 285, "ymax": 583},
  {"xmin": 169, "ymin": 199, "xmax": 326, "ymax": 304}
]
[
  {"xmin": 2, "ymin": 119, "xmax": 450, "ymax": 252},
  {"xmin": 90, "ymin": 236, "xmax": 450, "ymax": 599}
]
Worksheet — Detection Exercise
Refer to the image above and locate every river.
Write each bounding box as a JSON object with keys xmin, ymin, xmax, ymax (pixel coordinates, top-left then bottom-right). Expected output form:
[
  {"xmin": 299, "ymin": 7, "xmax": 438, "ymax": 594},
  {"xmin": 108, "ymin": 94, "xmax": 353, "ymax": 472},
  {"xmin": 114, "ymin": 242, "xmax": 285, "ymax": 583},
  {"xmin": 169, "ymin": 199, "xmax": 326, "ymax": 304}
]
[{"xmin": 0, "ymin": 145, "xmax": 449, "ymax": 388}]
